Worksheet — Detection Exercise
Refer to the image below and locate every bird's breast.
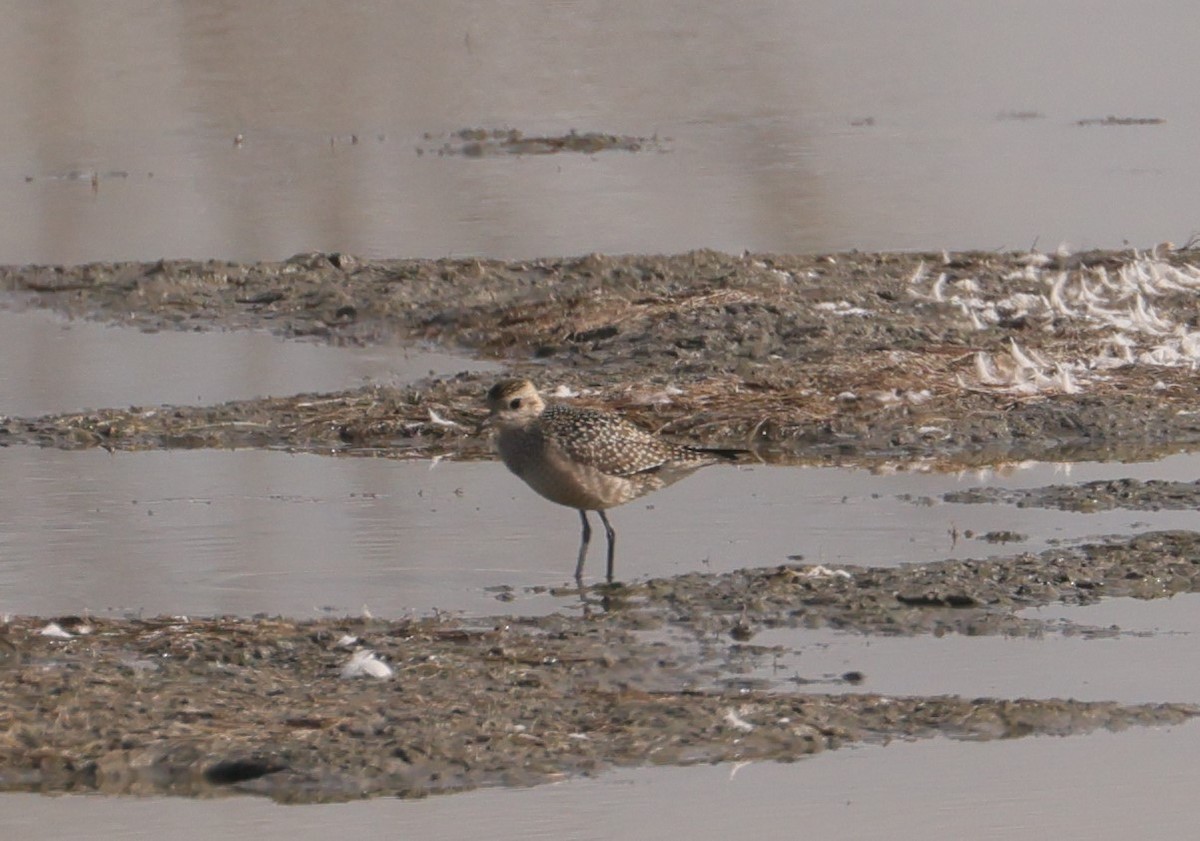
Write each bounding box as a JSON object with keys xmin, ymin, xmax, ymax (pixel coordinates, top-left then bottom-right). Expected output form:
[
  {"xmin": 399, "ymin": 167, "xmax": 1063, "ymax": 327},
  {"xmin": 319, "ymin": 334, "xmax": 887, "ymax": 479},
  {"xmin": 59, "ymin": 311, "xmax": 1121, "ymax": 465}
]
[{"xmin": 496, "ymin": 428, "xmax": 648, "ymax": 510}]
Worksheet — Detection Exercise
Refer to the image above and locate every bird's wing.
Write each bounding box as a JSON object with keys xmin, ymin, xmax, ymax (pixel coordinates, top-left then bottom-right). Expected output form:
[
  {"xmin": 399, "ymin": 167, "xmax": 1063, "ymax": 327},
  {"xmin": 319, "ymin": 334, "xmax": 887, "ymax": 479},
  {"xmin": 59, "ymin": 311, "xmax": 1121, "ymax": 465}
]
[{"xmin": 540, "ymin": 406, "xmax": 676, "ymax": 477}]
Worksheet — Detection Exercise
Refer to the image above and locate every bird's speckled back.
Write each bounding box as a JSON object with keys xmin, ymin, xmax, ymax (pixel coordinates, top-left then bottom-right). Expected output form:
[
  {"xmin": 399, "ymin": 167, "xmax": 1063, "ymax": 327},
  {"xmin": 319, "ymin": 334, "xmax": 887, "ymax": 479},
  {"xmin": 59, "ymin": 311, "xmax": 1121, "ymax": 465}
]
[{"xmin": 536, "ymin": 404, "xmax": 705, "ymax": 476}]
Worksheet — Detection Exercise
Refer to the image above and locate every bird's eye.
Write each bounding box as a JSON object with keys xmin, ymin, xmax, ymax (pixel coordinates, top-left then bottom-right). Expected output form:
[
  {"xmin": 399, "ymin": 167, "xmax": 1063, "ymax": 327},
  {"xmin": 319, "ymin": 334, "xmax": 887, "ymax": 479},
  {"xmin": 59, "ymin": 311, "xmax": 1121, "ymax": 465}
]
[{"xmin": 509, "ymin": 397, "xmax": 522, "ymax": 410}]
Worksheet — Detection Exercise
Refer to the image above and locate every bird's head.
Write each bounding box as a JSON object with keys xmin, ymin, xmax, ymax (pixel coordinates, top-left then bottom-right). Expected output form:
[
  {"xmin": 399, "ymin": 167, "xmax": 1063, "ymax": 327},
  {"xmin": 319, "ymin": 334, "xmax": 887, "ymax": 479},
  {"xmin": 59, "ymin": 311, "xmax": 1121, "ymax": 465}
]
[{"xmin": 482, "ymin": 379, "xmax": 546, "ymax": 431}]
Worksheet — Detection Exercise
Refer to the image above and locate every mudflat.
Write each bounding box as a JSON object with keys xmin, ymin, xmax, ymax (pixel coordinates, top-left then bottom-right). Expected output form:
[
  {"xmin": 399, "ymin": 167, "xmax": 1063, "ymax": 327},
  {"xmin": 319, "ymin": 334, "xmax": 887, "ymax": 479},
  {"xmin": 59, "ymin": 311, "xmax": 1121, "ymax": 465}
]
[
  {"xmin": 4, "ymin": 247, "xmax": 1200, "ymax": 464},
  {"xmin": 2, "ymin": 247, "xmax": 1199, "ymax": 801}
]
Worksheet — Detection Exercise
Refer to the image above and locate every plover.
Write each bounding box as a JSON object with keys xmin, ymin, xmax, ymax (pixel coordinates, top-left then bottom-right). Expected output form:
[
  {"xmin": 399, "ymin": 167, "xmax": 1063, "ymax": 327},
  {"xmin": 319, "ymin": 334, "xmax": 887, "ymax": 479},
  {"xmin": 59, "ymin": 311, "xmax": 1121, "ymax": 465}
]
[{"xmin": 484, "ymin": 379, "xmax": 745, "ymax": 582}]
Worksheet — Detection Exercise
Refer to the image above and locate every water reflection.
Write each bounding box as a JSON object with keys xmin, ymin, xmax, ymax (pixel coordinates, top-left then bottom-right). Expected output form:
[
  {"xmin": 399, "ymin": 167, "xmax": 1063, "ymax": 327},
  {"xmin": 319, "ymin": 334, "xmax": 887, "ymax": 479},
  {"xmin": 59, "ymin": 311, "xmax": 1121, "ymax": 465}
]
[
  {"xmin": 3, "ymin": 447, "xmax": 1200, "ymax": 619},
  {"xmin": 0, "ymin": 305, "xmax": 499, "ymax": 417},
  {"xmin": 2, "ymin": 2, "xmax": 1198, "ymax": 264}
]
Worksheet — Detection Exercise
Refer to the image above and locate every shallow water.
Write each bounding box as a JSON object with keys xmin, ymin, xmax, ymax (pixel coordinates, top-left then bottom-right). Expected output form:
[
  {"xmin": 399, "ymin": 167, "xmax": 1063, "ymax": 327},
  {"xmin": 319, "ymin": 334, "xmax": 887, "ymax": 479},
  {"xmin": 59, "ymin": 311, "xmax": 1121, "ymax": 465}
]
[
  {"xmin": 0, "ymin": 306, "xmax": 498, "ymax": 417},
  {"xmin": 2, "ymin": 725, "xmax": 1197, "ymax": 841},
  {"xmin": 743, "ymin": 594, "xmax": 1200, "ymax": 705},
  {"xmin": 2, "ymin": 447, "xmax": 1199, "ymax": 619},
  {"xmin": 3, "ymin": 434, "xmax": 1197, "ymax": 838},
  {"xmin": 2, "ymin": 1, "xmax": 1198, "ymax": 265}
]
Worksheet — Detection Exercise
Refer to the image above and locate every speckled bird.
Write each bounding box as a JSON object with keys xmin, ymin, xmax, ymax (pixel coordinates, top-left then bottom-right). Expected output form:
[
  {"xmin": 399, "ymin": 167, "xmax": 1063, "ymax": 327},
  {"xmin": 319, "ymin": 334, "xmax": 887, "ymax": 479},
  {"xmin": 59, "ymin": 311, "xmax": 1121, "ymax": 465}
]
[{"xmin": 484, "ymin": 379, "xmax": 746, "ymax": 582}]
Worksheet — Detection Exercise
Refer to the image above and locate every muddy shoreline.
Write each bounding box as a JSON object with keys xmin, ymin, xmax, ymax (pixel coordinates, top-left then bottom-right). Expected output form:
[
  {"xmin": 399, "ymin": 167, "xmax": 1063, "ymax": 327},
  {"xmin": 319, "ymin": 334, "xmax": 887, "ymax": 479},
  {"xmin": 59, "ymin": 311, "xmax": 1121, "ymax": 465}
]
[
  {"xmin": 4, "ymin": 248, "xmax": 1200, "ymax": 802},
  {"xmin": 3, "ymin": 531, "xmax": 1199, "ymax": 802},
  {"xmin": 6, "ymin": 248, "xmax": 1200, "ymax": 465}
]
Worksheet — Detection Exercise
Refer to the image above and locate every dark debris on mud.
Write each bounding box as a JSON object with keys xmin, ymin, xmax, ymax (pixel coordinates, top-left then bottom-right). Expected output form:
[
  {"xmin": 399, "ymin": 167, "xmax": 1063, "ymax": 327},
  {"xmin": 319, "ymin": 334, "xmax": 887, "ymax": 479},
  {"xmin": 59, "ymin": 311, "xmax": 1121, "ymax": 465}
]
[{"xmin": 418, "ymin": 127, "xmax": 664, "ymax": 157}]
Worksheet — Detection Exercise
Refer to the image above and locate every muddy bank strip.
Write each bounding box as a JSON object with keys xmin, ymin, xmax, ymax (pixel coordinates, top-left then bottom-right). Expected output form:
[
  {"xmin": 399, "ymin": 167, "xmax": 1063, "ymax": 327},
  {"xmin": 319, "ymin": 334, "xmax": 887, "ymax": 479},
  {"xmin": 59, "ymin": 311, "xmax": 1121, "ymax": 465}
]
[
  {"xmin": 625, "ymin": 530, "xmax": 1200, "ymax": 639},
  {"xmin": 1, "ymin": 531, "xmax": 1197, "ymax": 802},
  {"xmin": 7, "ymin": 248, "xmax": 1200, "ymax": 464},
  {"xmin": 946, "ymin": 477, "xmax": 1200, "ymax": 512}
]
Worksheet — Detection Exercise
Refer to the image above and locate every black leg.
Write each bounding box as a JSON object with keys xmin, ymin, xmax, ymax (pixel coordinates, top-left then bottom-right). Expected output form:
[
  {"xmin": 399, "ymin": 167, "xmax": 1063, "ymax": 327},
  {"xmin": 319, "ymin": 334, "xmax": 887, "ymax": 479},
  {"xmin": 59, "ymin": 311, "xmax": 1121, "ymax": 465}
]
[
  {"xmin": 575, "ymin": 510, "xmax": 591, "ymax": 582},
  {"xmin": 598, "ymin": 510, "xmax": 616, "ymax": 583}
]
